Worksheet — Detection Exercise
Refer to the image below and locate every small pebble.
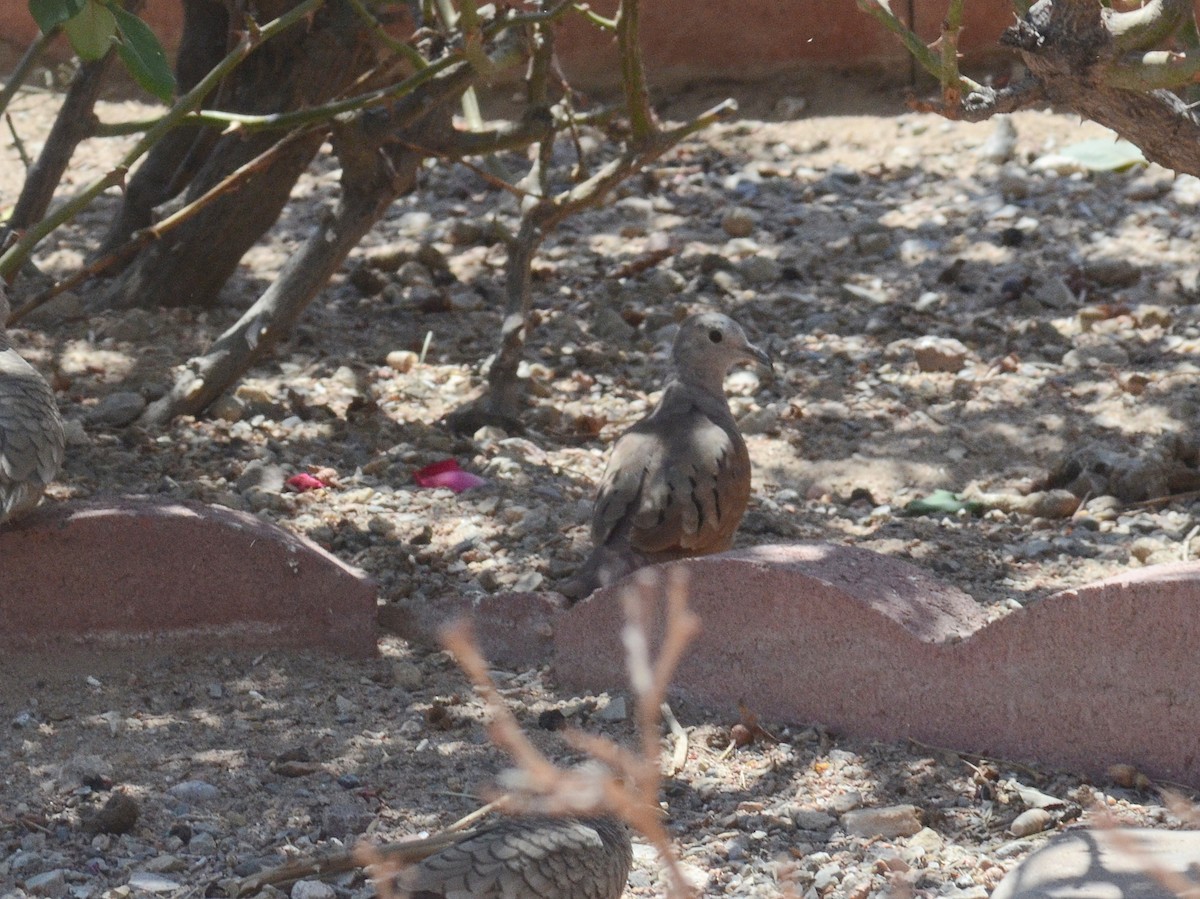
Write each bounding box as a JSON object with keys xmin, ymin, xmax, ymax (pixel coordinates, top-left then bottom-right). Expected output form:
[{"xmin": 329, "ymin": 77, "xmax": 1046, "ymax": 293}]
[
  {"xmin": 127, "ymin": 872, "xmax": 183, "ymax": 893},
  {"xmin": 292, "ymin": 881, "xmax": 337, "ymax": 899},
  {"xmin": 721, "ymin": 207, "xmax": 758, "ymax": 238},
  {"xmin": 82, "ymin": 790, "xmax": 140, "ymax": 835},
  {"xmin": 87, "ymin": 391, "xmax": 146, "ymax": 428},
  {"xmin": 595, "ymin": 695, "xmax": 628, "ymax": 722},
  {"xmin": 1008, "ymin": 808, "xmax": 1052, "ymax": 837},
  {"xmin": 25, "ymin": 870, "xmax": 68, "ymax": 898},
  {"xmin": 842, "ymin": 805, "xmax": 922, "ymax": 839},
  {"xmin": 167, "ymin": 780, "xmax": 220, "ymax": 803},
  {"xmin": 387, "ymin": 350, "xmax": 419, "ymax": 372}
]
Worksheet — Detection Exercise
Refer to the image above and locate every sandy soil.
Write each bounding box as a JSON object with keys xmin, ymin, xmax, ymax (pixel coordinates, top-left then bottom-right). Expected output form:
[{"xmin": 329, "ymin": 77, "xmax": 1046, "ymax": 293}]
[{"xmin": 2, "ymin": 70, "xmax": 1199, "ymax": 898}]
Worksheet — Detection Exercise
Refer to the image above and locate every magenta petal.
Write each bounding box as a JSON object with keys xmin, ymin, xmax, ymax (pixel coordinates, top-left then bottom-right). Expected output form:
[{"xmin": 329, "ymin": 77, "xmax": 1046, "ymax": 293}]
[
  {"xmin": 414, "ymin": 459, "xmax": 461, "ymax": 483},
  {"xmin": 421, "ymin": 469, "xmax": 488, "ymax": 493},
  {"xmin": 286, "ymin": 473, "xmax": 326, "ymax": 492},
  {"xmin": 414, "ymin": 459, "xmax": 487, "ymax": 493}
]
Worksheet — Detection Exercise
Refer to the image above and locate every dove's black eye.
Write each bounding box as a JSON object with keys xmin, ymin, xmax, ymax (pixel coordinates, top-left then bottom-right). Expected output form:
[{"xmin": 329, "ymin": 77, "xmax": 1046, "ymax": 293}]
[{"xmin": 708, "ymin": 329, "xmax": 723, "ymax": 343}]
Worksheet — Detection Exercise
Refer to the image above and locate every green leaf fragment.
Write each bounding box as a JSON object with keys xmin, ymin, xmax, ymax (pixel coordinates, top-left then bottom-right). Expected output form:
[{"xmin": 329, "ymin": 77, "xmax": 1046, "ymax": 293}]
[
  {"xmin": 1056, "ymin": 138, "xmax": 1147, "ymax": 172},
  {"xmin": 61, "ymin": 0, "xmax": 117, "ymax": 61},
  {"xmin": 903, "ymin": 489, "xmax": 985, "ymax": 517},
  {"xmin": 28, "ymin": 0, "xmax": 86, "ymax": 33},
  {"xmin": 109, "ymin": 2, "xmax": 176, "ymax": 101}
]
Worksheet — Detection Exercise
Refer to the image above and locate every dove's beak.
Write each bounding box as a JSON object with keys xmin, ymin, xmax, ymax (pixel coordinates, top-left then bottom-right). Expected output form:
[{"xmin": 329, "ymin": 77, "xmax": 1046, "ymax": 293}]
[{"xmin": 745, "ymin": 342, "xmax": 774, "ymax": 371}]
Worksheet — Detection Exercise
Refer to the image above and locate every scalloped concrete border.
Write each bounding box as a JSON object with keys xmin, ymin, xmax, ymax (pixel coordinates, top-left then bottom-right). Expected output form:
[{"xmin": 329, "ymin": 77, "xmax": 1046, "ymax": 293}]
[
  {"xmin": 551, "ymin": 545, "xmax": 1200, "ymax": 786},
  {"xmin": 0, "ymin": 499, "xmax": 377, "ymax": 656},
  {"xmin": 992, "ymin": 828, "xmax": 1200, "ymax": 899}
]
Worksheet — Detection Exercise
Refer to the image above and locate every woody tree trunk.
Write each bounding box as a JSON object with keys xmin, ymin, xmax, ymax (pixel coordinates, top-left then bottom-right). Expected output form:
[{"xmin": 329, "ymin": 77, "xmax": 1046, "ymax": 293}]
[{"xmin": 101, "ymin": 0, "xmax": 377, "ymax": 309}]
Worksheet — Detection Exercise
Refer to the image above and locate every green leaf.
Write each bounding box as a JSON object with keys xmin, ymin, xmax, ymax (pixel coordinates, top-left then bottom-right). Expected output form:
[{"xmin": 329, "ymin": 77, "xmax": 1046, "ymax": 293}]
[
  {"xmin": 61, "ymin": 0, "xmax": 117, "ymax": 61},
  {"xmin": 1055, "ymin": 138, "xmax": 1147, "ymax": 172},
  {"xmin": 28, "ymin": 0, "xmax": 86, "ymax": 33},
  {"xmin": 903, "ymin": 489, "xmax": 985, "ymax": 517},
  {"xmin": 109, "ymin": 3, "xmax": 175, "ymax": 101}
]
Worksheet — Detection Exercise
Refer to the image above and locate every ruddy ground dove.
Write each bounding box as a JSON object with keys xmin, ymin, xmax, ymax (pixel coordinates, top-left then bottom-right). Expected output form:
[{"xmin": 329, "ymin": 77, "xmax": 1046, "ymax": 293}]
[
  {"xmin": 397, "ymin": 816, "xmax": 632, "ymax": 899},
  {"xmin": 0, "ymin": 284, "xmax": 64, "ymax": 525},
  {"xmin": 562, "ymin": 312, "xmax": 771, "ymax": 599}
]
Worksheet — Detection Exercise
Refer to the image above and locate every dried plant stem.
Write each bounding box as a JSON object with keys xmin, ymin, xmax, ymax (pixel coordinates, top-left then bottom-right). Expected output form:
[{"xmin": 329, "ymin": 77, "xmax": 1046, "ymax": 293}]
[
  {"xmin": 661, "ymin": 702, "xmax": 689, "ymax": 776},
  {"xmin": 440, "ymin": 566, "xmax": 702, "ymax": 898},
  {"xmin": 939, "ymin": 0, "xmax": 965, "ymax": 109},
  {"xmin": 235, "ymin": 798, "xmax": 508, "ymax": 895},
  {"xmin": 0, "ymin": 26, "xmax": 58, "ymax": 121},
  {"xmin": 1093, "ymin": 806, "xmax": 1200, "ymax": 898},
  {"xmin": 855, "ymin": 0, "xmax": 983, "ymax": 96},
  {"xmin": 617, "ymin": 0, "xmax": 655, "ymax": 143}
]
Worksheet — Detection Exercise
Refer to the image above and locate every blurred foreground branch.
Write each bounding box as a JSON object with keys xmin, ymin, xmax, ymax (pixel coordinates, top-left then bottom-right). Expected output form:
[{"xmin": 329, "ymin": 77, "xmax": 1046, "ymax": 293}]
[{"xmin": 441, "ymin": 566, "xmax": 702, "ymax": 898}]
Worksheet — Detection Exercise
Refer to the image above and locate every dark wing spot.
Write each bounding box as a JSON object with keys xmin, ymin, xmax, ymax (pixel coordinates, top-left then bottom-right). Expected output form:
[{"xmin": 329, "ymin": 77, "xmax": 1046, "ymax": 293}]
[{"xmin": 689, "ymin": 476, "xmax": 705, "ymax": 529}]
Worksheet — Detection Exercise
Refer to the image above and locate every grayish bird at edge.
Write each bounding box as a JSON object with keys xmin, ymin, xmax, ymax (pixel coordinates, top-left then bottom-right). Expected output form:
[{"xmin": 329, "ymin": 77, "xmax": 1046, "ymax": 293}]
[
  {"xmin": 561, "ymin": 311, "xmax": 772, "ymax": 601},
  {"xmin": 396, "ymin": 815, "xmax": 632, "ymax": 899},
  {"xmin": 0, "ymin": 282, "xmax": 65, "ymax": 525}
]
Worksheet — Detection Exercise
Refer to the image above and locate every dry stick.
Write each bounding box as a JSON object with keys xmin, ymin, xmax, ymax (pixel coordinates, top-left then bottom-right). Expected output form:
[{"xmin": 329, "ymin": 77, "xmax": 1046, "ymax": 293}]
[
  {"xmin": 660, "ymin": 701, "xmax": 689, "ymax": 776},
  {"xmin": 905, "ymin": 737, "xmax": 1046, "ymax": 780},
  {"xmin": 1127, "ymin": 488, "xmax": 1200, "ymax": 509},
  {"xmin": 0, "ymin": 26, "xmax": 58, "ymax": 120},
  {"xmin": 5, "ymin": 114, "xmax": 32, "ymax": 169},
  {"xmin": 442, "ymin": 620, "xmax": 565, "ymax": 787},
  {"xmin": 235, "ymin": 798, "xmax": 509, "ymax": 895}
]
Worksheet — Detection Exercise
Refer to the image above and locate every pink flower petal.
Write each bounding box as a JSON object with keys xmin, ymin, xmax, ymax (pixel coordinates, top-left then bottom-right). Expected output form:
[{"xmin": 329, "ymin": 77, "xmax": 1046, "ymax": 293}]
[
  {"xmin": 286, "ymin": 473, "xmax": 327, "ymax": 492},
  {"xmin": 414, "ymin": 459, "xmax": 461, "ymax": 482},
  {"xmin": 414, "ymin": 459, "xmax": 488, "ymax": 493}
]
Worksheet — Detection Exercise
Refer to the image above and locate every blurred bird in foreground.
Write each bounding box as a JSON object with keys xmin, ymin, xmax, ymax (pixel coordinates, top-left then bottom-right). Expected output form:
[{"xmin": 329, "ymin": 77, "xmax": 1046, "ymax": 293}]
[
  {"xmin": 394, "ymin": 815, "xmax": 632, "ymax": 899},
  {"xmin": 0, "ymin": 283, "xmax": 64, "ymax": 525}
]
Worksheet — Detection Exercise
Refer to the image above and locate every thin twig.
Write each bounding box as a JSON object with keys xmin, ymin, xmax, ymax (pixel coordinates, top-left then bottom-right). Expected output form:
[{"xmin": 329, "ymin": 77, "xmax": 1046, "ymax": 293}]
[
  {"xmin": 5, "ymin": 114, "xmax": 32, "ymax": 169},
  {"xmin": 616, "ymin": 0, "xmax": 655, "ymax": 144},
  {"xmin": 235, "ymin": 798, "xmax": 507, "ymax": 895},
  {"xmin": 661, "ymin": 702, "xmax": 689, "ymax": 776},
  {"xmin": 344, "ymin": 0, "xmax": 429, "ymax": 67},
  {"xmin": 906, "ymin": 737, "xmax": 1046, "ymax": 780},
  {"xmin": 1128, "ymin": 488, "xmax": 1200, "ymax": 508},
  {"xmin": 0, "ymin": 26, "xmax": 59, "ymax": 121}
]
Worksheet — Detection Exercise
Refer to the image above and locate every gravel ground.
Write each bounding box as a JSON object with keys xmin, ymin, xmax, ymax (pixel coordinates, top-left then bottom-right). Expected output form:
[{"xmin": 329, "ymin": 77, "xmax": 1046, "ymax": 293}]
[{"xmin": 3, "ymin": 72, "xmax": 1200, "ymax": 897}]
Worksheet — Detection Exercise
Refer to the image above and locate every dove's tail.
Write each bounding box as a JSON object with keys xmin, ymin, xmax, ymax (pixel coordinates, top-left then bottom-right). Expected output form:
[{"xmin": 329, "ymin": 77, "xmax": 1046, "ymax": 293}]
[{"xmin": 557, "ymin": 543, "xmax": 646, "ymax": 603}]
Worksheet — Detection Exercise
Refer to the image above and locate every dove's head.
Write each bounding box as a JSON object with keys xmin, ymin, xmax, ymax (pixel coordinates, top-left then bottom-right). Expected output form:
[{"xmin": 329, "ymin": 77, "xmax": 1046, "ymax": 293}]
[{"xmin": 671, "ymin": 312, "xmax": 771, "ymax": 392}]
